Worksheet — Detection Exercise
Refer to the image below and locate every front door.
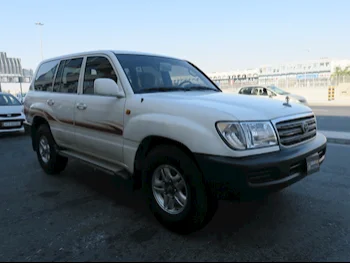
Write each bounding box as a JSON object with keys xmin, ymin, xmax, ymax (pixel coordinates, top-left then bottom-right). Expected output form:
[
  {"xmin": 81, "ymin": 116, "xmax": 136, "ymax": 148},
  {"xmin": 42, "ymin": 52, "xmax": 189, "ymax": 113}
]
[{"xmin": 74, "ymin": 55, "xmax": 125, "ymax": 165}]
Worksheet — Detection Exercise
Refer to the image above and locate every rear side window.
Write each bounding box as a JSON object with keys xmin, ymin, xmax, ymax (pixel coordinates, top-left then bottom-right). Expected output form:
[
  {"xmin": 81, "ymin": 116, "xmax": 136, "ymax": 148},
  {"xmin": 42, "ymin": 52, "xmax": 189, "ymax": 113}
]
[
  {"xmin": 83, "ymin": 56, "xmax": 118, "ymax": 95},
  {"xmin": 53, "ymin": 58, "xmax": 83, "ymax": 94},
  {"xmin": 240, "ymin": 87, "xmax": 253, "ymax": 94},
  {"xmin": 34, "ymin": 60, "xmax": 60, "ymax": 91}
]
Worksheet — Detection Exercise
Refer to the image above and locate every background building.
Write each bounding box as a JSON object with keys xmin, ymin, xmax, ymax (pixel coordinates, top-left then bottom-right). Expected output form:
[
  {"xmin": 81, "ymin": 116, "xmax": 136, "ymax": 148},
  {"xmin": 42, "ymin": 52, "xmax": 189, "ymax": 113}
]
[
  {"xmin": 0, "ymin": 52, "xmax": 33, "ymax": 84},
  {"xmin": 208, "ymin": 58, "xmax": 350, "ymax": 90},
  {"xmin": 0, "ymin": 51, "xmax": 33, "ymax": 95}
]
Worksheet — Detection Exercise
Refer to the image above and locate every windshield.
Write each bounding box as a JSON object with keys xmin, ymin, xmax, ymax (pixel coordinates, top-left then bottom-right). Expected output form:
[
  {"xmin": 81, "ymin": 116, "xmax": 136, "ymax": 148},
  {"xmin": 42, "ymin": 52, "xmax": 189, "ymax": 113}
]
[
  {"xmin": 115, "ymin": 54, "xmax": 220, "ymax": 94},
  {"xmin": 0, "ymin": 94, "xmax": 21, "ymax": 106},
  {"xmin": 268, "ymin": 85, "xmax": 289, "ymax": 95}
]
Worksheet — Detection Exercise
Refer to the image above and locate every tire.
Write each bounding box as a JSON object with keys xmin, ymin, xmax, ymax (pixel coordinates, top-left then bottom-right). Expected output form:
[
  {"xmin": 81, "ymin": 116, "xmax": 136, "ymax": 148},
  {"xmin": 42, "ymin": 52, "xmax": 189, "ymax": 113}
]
[
  {"xmin": 142, "ymin": 145, "xmax": 218, "ymax": 234},
  {"xmin": 35, "ymin": 124, "xmax": 68, "ymax": 175}
]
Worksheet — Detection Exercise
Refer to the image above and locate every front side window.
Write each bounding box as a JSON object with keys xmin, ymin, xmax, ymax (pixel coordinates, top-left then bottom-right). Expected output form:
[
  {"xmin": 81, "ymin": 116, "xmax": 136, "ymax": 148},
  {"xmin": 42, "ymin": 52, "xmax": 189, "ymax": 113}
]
[
  {"xmin": 34, "ymin": 60, "xmax": 60, "ymax": 92},
  {"xmin": 0, "ymin": 93, "xmax": 21, "ymax": 106},
  {"xmin": 53, "ymin": 58, "xmax": 83, "ymax": 94},
  {"xmin": 83, "ymin": 56, "xmax": 118, "ymax": 95},
  {"xmin": 115, "ymin": 54, "xmax": 219, "ymax": 94}
]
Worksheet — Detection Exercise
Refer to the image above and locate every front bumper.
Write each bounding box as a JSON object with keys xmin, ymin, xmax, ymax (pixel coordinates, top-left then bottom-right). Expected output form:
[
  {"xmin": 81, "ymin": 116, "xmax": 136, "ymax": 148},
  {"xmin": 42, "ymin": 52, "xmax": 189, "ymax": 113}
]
[
  {"xmin": 194, "ymin": 132, "xmax": 327, "ymax": 199},
  {"xmin": 0, "ymin": 117, "xmax": 26, "ymax": 134}
]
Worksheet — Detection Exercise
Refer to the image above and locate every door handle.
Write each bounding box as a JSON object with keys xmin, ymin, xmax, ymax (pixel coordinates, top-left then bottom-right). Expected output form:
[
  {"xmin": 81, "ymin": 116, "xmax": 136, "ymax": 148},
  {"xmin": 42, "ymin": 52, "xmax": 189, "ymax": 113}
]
[
  {"xmin": 76, "ymin": 103, "xmax": 87, "ymax": 110},
  {"xmin": 47, "ymin": 99, "xmax": 55, "ymax": 106}
]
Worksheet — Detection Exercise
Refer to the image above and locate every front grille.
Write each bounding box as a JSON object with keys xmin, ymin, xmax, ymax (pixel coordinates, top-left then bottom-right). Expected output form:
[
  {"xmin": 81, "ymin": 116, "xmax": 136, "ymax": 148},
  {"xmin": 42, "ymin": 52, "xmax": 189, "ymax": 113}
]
[
  {"xmin": 0, "ymin": 113, "xmax": 21, "ymax": 118},
  {"xmin": 276, "ymin": 115, "xmax": 317, "ymax": 146}
]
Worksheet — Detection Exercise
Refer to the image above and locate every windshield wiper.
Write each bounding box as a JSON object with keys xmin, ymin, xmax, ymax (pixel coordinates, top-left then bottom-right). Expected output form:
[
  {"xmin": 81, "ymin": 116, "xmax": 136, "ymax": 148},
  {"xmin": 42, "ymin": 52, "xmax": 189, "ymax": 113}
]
[
  {"xmin": 138, "ymin": 87, "xmax": 186, "ymax": 93},
  {"xmin": 184, "ymin": 86, "xmax": 219, "ymax": 92}
]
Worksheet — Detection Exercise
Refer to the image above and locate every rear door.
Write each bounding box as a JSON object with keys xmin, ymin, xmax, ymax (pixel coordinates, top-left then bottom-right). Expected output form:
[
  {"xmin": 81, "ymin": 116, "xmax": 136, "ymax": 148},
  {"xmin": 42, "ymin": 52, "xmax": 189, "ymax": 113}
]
[
  {"xmin": 49, "ymin": 57, "xmax": 84, "ymax": 150},
  {"xmin": 30, "ymin": 59, "xmax": 60, "ymax": 138}
]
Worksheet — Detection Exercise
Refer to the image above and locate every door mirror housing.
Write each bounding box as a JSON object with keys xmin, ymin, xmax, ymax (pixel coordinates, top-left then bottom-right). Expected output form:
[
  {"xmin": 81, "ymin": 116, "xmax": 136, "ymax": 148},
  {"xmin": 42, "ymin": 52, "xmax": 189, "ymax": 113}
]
[{"xmin": 94, "ymin": 78, "xmax": 125, "ymax": 98}]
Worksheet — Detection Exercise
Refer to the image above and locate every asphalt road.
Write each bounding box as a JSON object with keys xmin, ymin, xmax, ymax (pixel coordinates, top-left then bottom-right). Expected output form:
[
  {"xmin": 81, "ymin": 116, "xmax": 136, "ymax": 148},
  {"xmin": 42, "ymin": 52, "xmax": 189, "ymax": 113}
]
[
  {"xmin": 310, "ymin": 105, "xmax": 350, "ymax": 133},
  {"xmin": 1, "ymin": 134, "xmax": 350, "ymax": 261}
]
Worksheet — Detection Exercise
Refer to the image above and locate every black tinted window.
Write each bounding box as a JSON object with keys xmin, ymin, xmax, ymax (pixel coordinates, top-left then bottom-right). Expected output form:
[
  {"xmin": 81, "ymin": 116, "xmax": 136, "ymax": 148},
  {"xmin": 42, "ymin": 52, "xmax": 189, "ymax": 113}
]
[
  {"xmin": 53, "ymin": 58, "xmax": 83, "ymax": 94},
  {"xmin": 240, "ymin": 87, "xmax": 253, "ymax": 94},
  {"xmin": 83, "ymin": 56, "xmax": 118, "ymax": 95},
  {"xmin": 34, "ymin": 60, "xmax": 59, "ymax": 91},
  {"xmin": 53, "ymin": 61, "xmax": 66, "ymax": 93}
]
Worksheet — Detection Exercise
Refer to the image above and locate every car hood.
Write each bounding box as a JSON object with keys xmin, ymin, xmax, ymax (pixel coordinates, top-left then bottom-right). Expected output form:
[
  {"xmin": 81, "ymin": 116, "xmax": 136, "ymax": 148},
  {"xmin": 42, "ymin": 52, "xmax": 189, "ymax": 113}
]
[
  {"xmin": 0, "ymin": 105, "xmax": 23, "ymax": 115},
  {"xmin": 140, "ymin": 91, "xmax": 313, "ymax": 121}
]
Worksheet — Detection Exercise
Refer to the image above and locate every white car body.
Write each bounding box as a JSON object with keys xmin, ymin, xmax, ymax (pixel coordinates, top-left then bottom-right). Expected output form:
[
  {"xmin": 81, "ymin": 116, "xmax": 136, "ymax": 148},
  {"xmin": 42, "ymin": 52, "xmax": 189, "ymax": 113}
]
[
  {"xmin": 238, "ymin": 85, "xmax": 308, "ymax": 105},
  {"xmin": 0, "ymin": 92, "xmax": 26, "ymax": 134},
  {"xmin": 24, "ymin": 50, "xmax": 327, "ymax": 233}
]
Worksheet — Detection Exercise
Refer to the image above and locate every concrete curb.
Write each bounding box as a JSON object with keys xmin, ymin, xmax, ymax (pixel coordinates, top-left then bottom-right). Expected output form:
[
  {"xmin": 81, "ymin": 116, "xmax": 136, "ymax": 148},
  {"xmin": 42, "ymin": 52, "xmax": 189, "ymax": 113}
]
[
  {"xmin": 309, "ymin": 102, "xmax": 350, "ymax": 107},
  {"xmin": 326, "ymin": 137, "xmax": 350, "ymax": 145},
  {"xmin": 319, "ymin": 130, "xmax": 350, "ymax": 145}
]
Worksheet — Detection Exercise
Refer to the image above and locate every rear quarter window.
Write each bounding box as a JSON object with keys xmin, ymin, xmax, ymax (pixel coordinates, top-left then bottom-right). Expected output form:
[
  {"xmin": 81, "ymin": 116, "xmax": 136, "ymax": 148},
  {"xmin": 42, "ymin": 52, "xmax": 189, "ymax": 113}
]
[{"xmin": 34, "ymin": 60, "xmax": 60, "ymax": 92}]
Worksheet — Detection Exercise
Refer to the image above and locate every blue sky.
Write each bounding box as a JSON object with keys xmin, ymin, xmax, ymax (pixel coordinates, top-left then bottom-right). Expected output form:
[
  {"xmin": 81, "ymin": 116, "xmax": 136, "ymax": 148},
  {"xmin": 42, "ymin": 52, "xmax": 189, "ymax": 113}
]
[{"xmin": 1, "ymin": 0, "xmax": 349, "ymax": 73}]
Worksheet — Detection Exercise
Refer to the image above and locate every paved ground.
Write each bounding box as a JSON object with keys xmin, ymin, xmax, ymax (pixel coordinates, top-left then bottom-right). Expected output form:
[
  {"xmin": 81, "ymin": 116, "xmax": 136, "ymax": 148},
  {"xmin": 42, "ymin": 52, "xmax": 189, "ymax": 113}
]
[
  {"xmin": 310, "ymin": 105, "xmax": 350, "ymax": 133},
  {"xmin": 1, "ymin": 134, "xmax": 350, "ymax": 261}
]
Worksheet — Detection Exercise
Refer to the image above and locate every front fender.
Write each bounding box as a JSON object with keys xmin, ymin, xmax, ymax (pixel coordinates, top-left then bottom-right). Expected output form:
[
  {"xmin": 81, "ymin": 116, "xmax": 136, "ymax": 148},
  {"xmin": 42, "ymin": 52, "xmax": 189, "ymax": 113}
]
[
  {"xmin": 123, "ymin": 113, "xmax": 229, "ymax": 155},
  {"xmin": 26, "ymin": 102, "xmax": 55, "ymax": 124}
]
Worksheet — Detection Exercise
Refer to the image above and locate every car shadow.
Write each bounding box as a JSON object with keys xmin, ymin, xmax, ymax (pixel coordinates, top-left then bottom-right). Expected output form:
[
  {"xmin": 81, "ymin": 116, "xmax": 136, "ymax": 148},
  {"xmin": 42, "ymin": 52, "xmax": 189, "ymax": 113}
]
[
  {"xmin": 0, "ymin": 131, "xmax": 26, "ymax": 139},
  {"xmin": 63, "ymin": 159, "xmax": 286, "ymax": 237},
  {"xmin": 65, "ymin": 160, "xmax": 153, "ymax": 217}
]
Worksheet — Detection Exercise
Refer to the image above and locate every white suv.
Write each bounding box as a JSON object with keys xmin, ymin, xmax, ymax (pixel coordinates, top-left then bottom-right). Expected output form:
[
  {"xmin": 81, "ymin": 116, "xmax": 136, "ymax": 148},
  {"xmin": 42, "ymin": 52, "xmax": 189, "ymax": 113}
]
[{"xmin": 24, "ymin": 50, "xmax": 327, "ymax": 234}]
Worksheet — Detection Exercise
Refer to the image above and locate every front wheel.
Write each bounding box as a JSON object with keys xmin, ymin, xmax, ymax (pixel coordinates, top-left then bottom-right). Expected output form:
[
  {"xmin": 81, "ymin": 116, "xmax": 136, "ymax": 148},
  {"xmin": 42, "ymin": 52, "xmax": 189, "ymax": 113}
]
[
  {"xmin": 36, "ymin": 124, "xmax": 68, "ymax": 175},
  {"xmin": 142, "ymin": 145, "xmax": 218, "ymax": 234}
]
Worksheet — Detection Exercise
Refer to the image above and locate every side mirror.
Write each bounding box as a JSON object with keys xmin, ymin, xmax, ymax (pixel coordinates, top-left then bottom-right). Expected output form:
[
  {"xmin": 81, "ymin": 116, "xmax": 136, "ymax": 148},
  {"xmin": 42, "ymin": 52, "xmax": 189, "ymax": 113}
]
[{"xmin": 94, "ymin": 78, "xmax": 124, "ymax": 98}]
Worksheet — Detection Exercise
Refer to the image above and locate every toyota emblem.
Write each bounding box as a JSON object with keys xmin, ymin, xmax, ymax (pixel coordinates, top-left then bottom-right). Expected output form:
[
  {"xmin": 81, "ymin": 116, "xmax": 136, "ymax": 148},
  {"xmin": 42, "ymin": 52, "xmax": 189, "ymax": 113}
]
[{"xmin": 302, "ymin": 122, "xmax": 309, "ymax": 133}]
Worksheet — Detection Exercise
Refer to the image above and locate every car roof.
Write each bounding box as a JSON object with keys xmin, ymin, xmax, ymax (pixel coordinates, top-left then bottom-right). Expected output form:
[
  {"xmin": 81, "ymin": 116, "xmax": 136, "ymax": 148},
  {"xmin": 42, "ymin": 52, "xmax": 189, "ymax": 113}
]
[{"xmin": 38, "ymin": 50, "xmax": 183, "ymax": 65}]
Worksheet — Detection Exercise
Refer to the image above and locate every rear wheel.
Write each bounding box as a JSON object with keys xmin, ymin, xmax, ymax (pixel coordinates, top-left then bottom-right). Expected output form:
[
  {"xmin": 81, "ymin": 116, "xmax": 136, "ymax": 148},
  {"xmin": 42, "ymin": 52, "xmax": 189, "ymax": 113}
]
[
  {"xmin": 36, "ymin": 124, "xmax": 68, "ymax": 175},
  {"xmin": 142, "ymin": 145, "xmax": 218, "ymax": 234}
]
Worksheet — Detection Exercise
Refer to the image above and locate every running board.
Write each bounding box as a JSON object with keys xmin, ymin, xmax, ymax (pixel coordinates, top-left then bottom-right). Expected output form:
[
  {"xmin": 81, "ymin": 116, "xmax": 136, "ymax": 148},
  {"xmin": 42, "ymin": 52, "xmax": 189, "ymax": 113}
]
[{"xmin": 58, "ymin": 150, "xmax": 132, "ymax": 180}]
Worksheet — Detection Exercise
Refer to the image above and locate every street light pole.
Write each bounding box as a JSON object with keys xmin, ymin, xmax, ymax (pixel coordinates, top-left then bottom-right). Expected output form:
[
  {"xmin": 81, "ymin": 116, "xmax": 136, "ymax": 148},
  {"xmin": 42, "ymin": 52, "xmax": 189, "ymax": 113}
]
[
  {"xmin": 305, "ymin": 49, "xmax": 311, "ymax": 88},
  {"xmin": 35, "ymin": 22, "xmax": 44, "ymax": 60}
]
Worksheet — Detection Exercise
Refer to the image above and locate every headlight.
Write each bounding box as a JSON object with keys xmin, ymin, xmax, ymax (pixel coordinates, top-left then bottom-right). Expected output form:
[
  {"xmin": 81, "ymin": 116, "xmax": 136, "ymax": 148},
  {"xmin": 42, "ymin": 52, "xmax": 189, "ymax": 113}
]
[{"xmin": 216, "ymin": 121, "xmax": 278, "ymax": 150}]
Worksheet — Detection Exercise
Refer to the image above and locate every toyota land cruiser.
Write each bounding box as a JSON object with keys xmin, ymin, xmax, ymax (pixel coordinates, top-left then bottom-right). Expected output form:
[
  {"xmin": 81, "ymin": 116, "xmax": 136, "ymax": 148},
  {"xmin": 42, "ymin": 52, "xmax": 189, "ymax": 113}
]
[{"xmin": 24, "ymin": 50, "xmax": 327, "ymax": 234}]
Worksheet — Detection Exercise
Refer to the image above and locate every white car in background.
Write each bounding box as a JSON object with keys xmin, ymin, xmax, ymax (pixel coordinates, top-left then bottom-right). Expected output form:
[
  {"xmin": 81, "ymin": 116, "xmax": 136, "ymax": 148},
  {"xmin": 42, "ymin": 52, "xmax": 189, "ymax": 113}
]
[
  {"xmin": 238, "ymin": 85, "xmax": 308, "ymax": 105},
  {"xmin": 0, "ymin": 92, "xmax": 26, "ymax": 134}
]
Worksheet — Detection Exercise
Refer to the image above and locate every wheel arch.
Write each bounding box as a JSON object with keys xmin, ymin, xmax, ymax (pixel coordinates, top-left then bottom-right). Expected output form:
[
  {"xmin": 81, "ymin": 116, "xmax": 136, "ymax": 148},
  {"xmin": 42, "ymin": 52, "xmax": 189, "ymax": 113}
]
[
  {"xmin": 133, "ymin": 135, "xmax": 202, "ymax": 190},
  {"xmin": 31, "ymin": 116, "xmax": 50, "ymax": 151}
]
